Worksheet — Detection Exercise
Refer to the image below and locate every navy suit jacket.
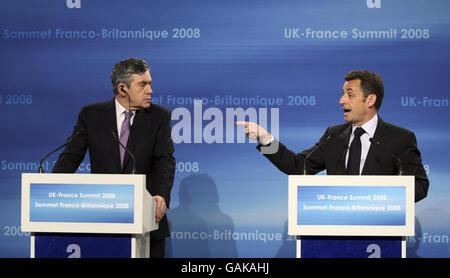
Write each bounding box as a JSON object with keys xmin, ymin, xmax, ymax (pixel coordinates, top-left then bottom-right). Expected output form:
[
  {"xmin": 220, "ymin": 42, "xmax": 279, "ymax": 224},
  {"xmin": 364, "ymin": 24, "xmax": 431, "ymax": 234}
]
[
  {"xmin": 259, "ymin": 117, "xmax": 429, "ymax": 202},
  {"xmin": 53, "ymin": 99, "xmax": 175, "ymax": 239}
]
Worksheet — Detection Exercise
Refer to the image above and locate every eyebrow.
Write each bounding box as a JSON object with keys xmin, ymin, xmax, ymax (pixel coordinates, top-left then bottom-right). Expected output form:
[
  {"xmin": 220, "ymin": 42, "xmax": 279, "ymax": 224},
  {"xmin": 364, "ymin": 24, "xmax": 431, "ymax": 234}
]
[
  {"xmin": 342, "ymin": 88, "xmax": 353, "ymax": 93},
  {"xmin": 343, "ymin": 88, "xmax": 353, "ymax": 94}
]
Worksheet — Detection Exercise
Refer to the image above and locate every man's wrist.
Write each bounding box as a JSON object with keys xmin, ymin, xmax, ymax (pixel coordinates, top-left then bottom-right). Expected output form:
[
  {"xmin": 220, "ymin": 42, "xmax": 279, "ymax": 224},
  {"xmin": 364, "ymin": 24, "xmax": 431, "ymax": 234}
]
[{"xmin": 259, "ymin": 135, "xmax": 274, "ymax": 146}]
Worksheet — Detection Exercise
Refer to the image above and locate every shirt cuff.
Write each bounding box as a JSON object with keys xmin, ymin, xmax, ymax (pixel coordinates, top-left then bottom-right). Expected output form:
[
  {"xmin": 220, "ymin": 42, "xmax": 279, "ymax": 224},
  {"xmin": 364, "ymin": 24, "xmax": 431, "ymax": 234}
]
[{"xmin": 259, "ymin": 135, "xmax": 275, "ymax": 146}]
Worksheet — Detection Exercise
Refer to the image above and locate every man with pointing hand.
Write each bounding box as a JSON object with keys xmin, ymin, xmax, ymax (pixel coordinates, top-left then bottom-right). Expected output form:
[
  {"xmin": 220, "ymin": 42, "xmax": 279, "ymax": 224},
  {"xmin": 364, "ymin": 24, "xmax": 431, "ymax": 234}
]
[{"xmin": 236, "ymin": 70, "xmax": 428, "ymax": 202}]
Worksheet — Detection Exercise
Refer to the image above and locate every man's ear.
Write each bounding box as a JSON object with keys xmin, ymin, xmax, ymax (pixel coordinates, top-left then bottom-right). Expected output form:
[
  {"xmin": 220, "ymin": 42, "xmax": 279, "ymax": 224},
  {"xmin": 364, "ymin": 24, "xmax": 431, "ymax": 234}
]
[
  {"xmin": 118, "ymin": 83, "xmax": 128, "ymax": 96},
  {"xmin": 367, "ymin": 94, "xmax": 377, "ymax": 108}
]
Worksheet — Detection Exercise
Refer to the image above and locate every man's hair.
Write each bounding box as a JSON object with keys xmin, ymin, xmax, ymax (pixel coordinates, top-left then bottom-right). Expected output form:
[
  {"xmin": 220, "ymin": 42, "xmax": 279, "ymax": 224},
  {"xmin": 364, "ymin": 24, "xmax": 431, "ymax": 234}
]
[
  {"xmin": 110, "ymin": 58, "xmax": 149, "ymax": 95},
  {"xmin": 344, "ymin": 70, "xmax": 384, "ymax": 110}
]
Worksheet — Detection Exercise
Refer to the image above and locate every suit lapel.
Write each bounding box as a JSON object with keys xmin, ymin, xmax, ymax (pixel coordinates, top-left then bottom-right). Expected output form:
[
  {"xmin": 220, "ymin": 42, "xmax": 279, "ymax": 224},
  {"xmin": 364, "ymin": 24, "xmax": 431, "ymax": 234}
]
[
  {"xmin": 335, "ymin": 125, "xmax": 352, "ymax": 174},
  {"xmin": 107, "ymin": 99, "xmax": 122, "ymax": 173},
  {"xmin": 362, "ymin": 117, "xmax": 387, "ymax": 175}
]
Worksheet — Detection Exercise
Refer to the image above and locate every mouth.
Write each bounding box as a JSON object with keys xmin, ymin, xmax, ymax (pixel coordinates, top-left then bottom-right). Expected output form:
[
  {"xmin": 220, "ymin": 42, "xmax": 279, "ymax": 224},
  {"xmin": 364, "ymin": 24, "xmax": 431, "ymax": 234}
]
[{"xmin": 343, "ymin": 108, "xmax": 351, "ymax": 115}]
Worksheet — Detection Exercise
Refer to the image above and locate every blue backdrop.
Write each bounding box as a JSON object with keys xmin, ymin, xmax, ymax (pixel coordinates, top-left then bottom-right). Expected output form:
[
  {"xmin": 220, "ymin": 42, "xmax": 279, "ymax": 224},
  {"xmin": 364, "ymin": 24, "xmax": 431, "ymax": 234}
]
[{"xmin": 0, "ymin": 0, "xmax": 449, "ymax": 258}]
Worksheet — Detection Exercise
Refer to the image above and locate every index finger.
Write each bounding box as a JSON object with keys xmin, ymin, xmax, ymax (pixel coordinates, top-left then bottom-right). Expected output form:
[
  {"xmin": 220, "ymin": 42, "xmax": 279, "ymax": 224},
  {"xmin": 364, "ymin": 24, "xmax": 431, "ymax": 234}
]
[{"xmin": 235, "ymin": 121, "xmax": 250, "ymax": 126}]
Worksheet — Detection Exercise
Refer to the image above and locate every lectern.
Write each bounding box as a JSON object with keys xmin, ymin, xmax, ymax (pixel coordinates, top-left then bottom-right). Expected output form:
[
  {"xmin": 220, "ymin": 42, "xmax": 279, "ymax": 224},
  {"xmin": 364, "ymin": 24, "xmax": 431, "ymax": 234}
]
[
  {"xmin": 21, "ymin": 173, "xmax": 158, "ymax": 258},
  {"xmin": 288, "ymin": 175, "xmax": 414, "ymax": 258}
]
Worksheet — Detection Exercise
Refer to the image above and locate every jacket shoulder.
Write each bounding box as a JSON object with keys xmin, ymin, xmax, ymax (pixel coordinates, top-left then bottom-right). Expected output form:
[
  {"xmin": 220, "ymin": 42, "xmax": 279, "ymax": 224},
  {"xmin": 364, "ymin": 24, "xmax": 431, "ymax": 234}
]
[
  {"xmin": 151, "ymin": 103, "xmax": 171, "ymax": 113},
  {"xmin": 80, "ymin": 100, "xmax": 113, "ymax": 113},
  {"xmin": 379, "ymin": 118, "xmax": 414, "ymax": 136},
  {"xmin": 145, "ymin": 103, "xmax": 172, "ymax": 117},
  {"xmin": 326, "ymin": 123, "xmax": 351, "ymax": 136}
]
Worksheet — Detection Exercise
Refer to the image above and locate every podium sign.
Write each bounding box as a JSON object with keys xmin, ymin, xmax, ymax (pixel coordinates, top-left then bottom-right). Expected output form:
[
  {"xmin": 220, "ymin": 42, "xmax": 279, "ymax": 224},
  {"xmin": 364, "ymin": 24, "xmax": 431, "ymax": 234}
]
[
  {"xmin": 297, "ymin": 185, "xmax": 406, "ymax": 226},
  {"xmin": 21, "ymin": 173, "xmax": 157, "ymax": 258},
  {"xmin": 29, "ymin": 183, "xmax": 135, "ymax": 223},
  {"xmin": 288, "ymin": 175, "xmax": 415, "ymax": 258}
]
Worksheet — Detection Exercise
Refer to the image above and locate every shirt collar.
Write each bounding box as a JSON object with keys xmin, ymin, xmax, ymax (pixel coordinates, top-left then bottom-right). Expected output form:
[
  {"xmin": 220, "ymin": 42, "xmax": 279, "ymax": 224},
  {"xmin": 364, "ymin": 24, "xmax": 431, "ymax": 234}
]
[
  {"xmin": 115, "ymin": 98, "xmax": 134, "ymax": 117},
  {"xmin": 352, "ymin": 114, "xmax": 378, "ymax": 138}
]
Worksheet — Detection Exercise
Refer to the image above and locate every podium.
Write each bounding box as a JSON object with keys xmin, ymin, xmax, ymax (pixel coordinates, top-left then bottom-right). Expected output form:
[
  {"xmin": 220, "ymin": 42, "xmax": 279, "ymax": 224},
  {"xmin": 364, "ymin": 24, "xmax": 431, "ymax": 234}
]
[
  {"xmin": 288, "ymin": 175, "xmax": 415, "ymax": 258},
  {"xmin": 21, "ymin": 173, "xmax": 158, "ymax": 258}
]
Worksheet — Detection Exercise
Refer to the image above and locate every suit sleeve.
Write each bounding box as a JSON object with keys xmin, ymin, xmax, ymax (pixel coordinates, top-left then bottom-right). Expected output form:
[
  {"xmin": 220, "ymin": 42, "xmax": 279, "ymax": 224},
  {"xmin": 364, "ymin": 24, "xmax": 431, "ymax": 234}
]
[
  {"xmin": 148, "ymin": 110, "xmax": 176, "ymax": 208},
  {"xmin": 52, "ymin": 107, "xmax": 89, "ymax": 173},
  {"xmin": 400, "ymin": 131, "xmax": 429, "ymax": 202},
  {"xmin": 257, "ymin": 128, "xmax": 330, "ymax": 175}
]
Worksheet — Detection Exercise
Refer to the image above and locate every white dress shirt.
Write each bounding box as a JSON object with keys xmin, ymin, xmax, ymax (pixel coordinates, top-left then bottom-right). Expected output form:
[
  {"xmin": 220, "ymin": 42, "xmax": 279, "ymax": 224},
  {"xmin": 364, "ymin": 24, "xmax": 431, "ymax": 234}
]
[
  {"xmin": 115, "ymin": 99, "xmax": 135, "ymax": 136},
  {"xmin": 345, "ymin": 114, "xmax": 378, "ymax": 174}
]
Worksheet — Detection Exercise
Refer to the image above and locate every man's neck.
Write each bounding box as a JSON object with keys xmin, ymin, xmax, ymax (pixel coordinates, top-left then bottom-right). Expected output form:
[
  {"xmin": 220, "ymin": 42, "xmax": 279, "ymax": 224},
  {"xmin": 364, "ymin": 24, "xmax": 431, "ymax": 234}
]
[
  {"xmin": 115, "ymin": 95, "xmax": 138, "ymax": 111},
  {"xmin": 353, "ymin": 111, "xmax": 377, "ymax": 127}
]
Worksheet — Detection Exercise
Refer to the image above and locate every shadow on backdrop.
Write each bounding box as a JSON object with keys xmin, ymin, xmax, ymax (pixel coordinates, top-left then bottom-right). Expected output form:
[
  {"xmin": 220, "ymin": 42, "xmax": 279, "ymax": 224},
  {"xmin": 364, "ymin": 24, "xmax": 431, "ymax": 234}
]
[
  {"xmin": 406, "ymin": 217, "xmax": 422, "ymax": 258},
  {"xmin": 274, "ymin": 220, "xmax": 296, "ymax": 258},
  {"xmin": 166, "ymin": 174, "xmax": 238, "ymax": 257}
]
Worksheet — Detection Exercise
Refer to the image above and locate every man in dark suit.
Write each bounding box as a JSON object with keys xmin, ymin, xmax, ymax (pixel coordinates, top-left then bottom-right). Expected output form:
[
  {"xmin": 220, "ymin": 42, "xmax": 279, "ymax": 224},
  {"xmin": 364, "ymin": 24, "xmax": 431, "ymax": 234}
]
[
  {"xmin": 52, "ymin": 58, "xmax": 175, "ymax": 257},
  {"xmin": 236, "ymin": 70, "xmax": 429, "ymax": 202}
]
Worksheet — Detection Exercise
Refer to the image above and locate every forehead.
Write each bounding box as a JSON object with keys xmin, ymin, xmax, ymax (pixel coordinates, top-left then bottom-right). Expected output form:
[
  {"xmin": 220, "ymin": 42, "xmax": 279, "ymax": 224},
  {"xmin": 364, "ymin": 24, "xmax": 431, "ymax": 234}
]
[
  {"xmin": 131, "ymin": 71, "xmax": 152, "ymax": 83},
  {"xmin": 343, "ymin": 79, "xmax": 362, "ymax": 91}
]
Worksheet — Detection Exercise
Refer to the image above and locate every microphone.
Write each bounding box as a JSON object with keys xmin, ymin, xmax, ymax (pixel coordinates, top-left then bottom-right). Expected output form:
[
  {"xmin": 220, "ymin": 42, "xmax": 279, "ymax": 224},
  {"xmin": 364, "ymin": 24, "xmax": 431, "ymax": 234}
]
[
  {"xmin": 112, "ymin": 130, "xmax": 137, "ymax": 174},
  {"xmin": 38, "ymin": 131, "xmax": 80, "ymax": 173},
  {"xmin": 369, "ymin": 138, "xmax": 403, "ymax": 175},
  {"xmin": 303, "ymin": 135, "xmax": 333, "ymax": 175},
  {"xmin": 303, "ymin": 125, "xmax": 350, "ymax": 175}
]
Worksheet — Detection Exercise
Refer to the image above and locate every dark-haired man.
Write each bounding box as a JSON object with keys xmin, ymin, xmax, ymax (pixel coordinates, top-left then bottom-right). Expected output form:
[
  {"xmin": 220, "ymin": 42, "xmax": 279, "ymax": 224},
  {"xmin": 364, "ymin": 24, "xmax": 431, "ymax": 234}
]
[
  {"xmin": 53, "ymin": 58, "xmax": 175, "ymax": 257},
  {"xmin": 236, "ymin": 70, "xmax": 429, "ymax": 202}
]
